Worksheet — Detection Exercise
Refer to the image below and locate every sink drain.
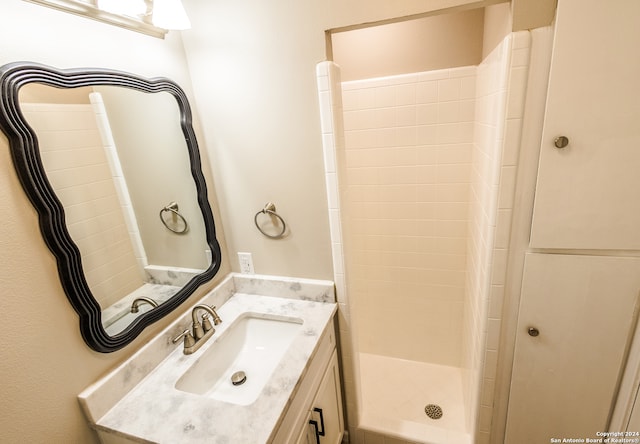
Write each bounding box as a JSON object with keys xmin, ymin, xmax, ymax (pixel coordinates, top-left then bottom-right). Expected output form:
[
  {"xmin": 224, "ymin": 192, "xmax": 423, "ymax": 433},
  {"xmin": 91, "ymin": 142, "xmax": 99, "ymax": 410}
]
[
  {"xmin": 425, "ymin": 404, "xmax": 443, "ymax": 419},
  {"xmin": 231, "ymin": 371, "xmax": 247, "ymax": 386}
]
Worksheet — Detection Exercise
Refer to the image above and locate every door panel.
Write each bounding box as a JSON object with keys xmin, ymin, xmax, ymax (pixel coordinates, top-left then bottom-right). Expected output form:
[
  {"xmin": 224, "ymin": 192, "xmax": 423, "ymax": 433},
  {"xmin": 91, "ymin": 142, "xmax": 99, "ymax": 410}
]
[
  {"xmin": 505, "ymin": 254, "xmax": 640, "ymax": 443},
  {"xmin": 529, "ymin": 0, "xmax": 640, "ymax": 249}
]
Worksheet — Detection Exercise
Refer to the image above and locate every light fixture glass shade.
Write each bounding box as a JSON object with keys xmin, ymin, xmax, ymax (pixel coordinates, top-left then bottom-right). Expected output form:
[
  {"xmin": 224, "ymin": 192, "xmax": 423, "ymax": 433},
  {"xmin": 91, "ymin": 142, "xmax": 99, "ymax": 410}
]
[
  {"xmin": 152, "ymin": 0, "xmax": 191, "ymax": 30},
  {"xmin": 97, "ymin": 0, "xmax": 146, "ymax": 17}
]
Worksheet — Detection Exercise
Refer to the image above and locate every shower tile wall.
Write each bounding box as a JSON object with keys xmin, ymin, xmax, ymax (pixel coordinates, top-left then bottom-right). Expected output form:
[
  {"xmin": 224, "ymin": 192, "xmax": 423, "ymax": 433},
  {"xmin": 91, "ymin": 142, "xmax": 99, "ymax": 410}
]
[
  {"xmin": 462, "ymin": 31, "xmax": 531, "ymax": 443},
  {"xmin": 91, "ymin": 92, "xmax": 148, "ymax": 274},
  {"xmin": 341, "ymin": 66, "xmax": 476, "ymax": 366},
  {"xmin": 317, "ymin": 61, "xmax": 362, "ymax": 440},
  {"xmin": 20, "ymin": 103, "xmax": 142, "ymax": 308}
]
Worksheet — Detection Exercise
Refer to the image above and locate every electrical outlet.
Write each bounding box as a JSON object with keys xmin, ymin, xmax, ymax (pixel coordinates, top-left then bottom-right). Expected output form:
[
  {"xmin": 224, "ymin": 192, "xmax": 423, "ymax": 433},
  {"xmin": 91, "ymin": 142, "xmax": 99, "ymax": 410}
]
[{"xmin": 237, "ymin": 252, "xmax": 255, "ymax": 274}]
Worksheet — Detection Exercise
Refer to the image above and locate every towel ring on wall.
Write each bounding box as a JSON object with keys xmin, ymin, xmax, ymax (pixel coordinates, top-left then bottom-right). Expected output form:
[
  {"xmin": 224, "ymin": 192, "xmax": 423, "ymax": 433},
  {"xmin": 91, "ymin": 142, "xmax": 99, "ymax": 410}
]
[
  {"xmin": 160, "ymin": 201, "xmax": 189, "ymax": 234},
  {"xmin": 254, "ymin": 202, "xmax": 287, "ymax": 239}
]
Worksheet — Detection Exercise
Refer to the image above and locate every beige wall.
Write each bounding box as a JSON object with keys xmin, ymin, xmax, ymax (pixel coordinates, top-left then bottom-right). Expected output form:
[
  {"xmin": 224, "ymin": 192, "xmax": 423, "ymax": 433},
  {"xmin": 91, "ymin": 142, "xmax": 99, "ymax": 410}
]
[
  {"xmin": 326, "ymin": 0, "xmax": 554, "ymax": 34},
  {"xmin": 330, "ymin": 1, "xmax": 545, "ymax": 81},
  {"xmin": 332, "ymin": 9, "xmax": 483, "ymax": 82},
  {"xmin": 512, "ymin": 0, "xmax": 556, "ymax": 31},
  {"xmin": 180, "ymin": 0, "xmax": 335, "ymax": 279},
  {"xmin": 483, "ymin": 2, "xmax": 512, "ymax": 58},
  {"xmin": 0, "ymin": 2, "xmax": 230, "ymax": 443},
  {"xmin": 327, "ymin": 0, "xmax": 507, "ymax": 30}
]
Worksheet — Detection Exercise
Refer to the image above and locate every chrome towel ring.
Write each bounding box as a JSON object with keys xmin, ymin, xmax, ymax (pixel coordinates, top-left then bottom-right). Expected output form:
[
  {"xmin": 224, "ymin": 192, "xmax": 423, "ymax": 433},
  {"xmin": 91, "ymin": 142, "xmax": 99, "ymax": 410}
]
[
  {"xmin": 159, "ymin": 201, "xmax": 189, "ymax": 234},
  {"xmin": 254, "ymin": 202, "xmax": 286, "ymax": 239}
]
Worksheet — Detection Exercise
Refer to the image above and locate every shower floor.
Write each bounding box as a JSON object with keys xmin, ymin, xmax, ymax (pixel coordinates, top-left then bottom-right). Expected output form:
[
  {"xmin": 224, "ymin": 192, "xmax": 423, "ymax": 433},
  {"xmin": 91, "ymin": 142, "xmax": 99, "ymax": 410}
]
[{"xmin": 359, "ymin": 353, "xmax": 471, "ymax": 444}]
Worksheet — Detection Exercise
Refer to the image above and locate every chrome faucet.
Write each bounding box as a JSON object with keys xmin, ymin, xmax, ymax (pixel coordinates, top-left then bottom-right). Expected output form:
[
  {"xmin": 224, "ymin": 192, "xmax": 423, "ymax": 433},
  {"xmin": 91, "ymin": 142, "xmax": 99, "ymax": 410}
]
[
  {"xmin": 130, "ymin": 297, "xmax": 158, "ymax": 313},
  {"xmin": 172, "ymin": 304, "xmax": 222, "ymax": 354}
]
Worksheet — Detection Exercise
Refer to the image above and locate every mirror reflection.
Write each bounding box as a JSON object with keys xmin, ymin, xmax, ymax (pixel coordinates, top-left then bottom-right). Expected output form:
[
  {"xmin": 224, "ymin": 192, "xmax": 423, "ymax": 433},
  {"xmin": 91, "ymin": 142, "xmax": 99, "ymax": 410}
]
[{"xmin": 19, "ymin": 83, "xmax": 210, "ymax": 335}]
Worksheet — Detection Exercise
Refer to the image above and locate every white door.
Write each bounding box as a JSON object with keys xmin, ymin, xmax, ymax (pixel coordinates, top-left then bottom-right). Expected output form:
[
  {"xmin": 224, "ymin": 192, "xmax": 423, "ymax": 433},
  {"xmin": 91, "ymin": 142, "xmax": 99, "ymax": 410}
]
[
  {"xmin": 529, "ymin": 0, "xmax": 640, "ymax": 250},
  {"xmin": 505, "ymin": 254, "xmax": 640, "ymax": 443}
]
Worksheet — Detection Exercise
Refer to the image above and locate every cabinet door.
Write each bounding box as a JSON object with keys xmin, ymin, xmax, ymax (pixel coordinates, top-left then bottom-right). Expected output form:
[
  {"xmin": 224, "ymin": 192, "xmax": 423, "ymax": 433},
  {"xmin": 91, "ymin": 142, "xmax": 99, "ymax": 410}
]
[
  {"xmin": 529, "ymin": 0, "xmax": 640, "ymax": 249},
  {"xmin": 628, "ymin": 389, "xmax": 640, "ymax": 432},
  {"xmin": 505, "ymin": 254, "xmax": 640, "ymax": 443},
  {"xmin": 310, "ymin": 351, "xmax": 344, "ymax": 444},
  {"xmin": 295, "ymin": 411, "xmax": 315, "ymax": 444}
]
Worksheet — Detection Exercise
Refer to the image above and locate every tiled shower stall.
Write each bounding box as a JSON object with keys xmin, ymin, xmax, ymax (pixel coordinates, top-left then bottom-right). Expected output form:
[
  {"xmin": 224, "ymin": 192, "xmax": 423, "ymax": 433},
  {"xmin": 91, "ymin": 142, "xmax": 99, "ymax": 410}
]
[{"xmin": 317, "ymin": 30, "xmax": 534, "ymax": 444}]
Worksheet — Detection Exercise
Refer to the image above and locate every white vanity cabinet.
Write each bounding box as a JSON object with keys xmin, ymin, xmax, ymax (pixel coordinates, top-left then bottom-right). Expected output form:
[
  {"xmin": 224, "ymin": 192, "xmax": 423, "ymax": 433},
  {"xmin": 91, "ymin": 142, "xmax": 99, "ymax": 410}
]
[
  {"xmin": 295, "ymin": 411, "xmax": 315, "ymax": 444},
  {"xmin": 296, "ymin": 352, "xmax": 344, "ymax": 444},
  {"xmin": 272, "ymin": 322, "xmax": 344, "ymax": 444}
]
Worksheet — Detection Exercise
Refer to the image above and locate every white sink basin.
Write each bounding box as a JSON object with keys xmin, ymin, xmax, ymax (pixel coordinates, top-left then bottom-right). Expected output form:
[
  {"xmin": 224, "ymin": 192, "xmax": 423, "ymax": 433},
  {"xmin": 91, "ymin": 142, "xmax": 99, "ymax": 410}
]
[{"xmin": 175, "ymin": 313, "xmax": 303, "ymax": 405}]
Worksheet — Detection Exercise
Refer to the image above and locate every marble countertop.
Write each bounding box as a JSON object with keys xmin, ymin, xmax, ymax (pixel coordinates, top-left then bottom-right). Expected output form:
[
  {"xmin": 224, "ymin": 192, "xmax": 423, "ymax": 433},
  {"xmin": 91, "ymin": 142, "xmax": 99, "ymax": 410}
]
[{"xmin": 79, "ymin": 273, "xmax": 336, "ymax": 444}]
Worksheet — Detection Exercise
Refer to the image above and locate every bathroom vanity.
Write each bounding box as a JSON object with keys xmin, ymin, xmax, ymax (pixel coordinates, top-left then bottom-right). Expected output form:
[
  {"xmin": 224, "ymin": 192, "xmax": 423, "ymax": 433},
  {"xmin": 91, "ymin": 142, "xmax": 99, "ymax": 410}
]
[{"xmin": 78, "ymin": 274, "xmax": 344, "ymax": 444}]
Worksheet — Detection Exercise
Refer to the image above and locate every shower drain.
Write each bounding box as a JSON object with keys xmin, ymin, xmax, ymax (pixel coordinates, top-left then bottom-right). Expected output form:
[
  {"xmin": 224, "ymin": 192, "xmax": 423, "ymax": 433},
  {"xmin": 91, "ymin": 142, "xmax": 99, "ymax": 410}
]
[{"xmin": 424, "ymin": 404, "xmax": 443, "ymax": 420}]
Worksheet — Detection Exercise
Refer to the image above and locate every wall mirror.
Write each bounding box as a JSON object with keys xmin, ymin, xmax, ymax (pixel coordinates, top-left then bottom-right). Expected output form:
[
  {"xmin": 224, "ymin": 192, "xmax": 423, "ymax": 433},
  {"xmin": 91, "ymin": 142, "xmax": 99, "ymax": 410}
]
[{"xmin": 0, "ymin": 62, "xmax": 222, "ymax": 352}]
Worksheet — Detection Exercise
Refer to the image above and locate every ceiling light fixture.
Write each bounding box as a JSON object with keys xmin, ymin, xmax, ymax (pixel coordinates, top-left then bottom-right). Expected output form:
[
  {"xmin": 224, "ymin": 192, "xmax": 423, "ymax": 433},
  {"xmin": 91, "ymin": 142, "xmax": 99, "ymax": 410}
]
[
  {"xmin": 97, "ymin": 0, "xmax": 146, "ymax": 16},
  {"xmin": 152, "ymin": 0, "xmax": 191, "ymax": 30}
]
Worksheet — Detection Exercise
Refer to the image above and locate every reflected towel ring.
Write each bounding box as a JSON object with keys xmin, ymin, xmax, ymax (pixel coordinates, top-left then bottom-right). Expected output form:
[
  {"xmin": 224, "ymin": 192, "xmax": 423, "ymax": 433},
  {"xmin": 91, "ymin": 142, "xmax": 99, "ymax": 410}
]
[
  {"xmin": 160, "ymin": 201, "xmax": 189, "ymax": 234},
  {"xmin": 254, "ymin": 202, "xmax": 286, "ymax": 239}
]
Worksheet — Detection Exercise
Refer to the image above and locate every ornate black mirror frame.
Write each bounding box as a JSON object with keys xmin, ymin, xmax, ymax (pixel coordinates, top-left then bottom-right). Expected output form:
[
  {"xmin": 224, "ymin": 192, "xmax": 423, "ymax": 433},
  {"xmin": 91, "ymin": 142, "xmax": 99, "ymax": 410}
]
[{"xmin": 0, "ymin": 61, "xmax": 222, "ymax": 352}]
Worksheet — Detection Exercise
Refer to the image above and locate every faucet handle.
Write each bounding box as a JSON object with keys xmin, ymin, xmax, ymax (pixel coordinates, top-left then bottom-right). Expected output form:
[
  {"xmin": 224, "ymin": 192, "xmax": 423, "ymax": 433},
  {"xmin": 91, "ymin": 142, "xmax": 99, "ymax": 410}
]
[
  {"xmin": 172, "ymin": 329, "xmax": 196, "ymax": 348},
  {"xmin": 202, "ymin": 313, "xmax": 216, "ymax": 333},
  {"xmin": 192, "ymin": 320, "xmax": 205, "ymax": 340},
  {"xmin": 209, "ymin": 305, "xmax": 222, "ymax": 325}
]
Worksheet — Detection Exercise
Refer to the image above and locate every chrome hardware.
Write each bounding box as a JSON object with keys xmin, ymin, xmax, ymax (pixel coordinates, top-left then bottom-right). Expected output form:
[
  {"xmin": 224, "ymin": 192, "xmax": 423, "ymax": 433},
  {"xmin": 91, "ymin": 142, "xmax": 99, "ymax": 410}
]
[
  {"xmin": 210, "ymin": 305, "xmax": 222, "ymax": 326},
  {"xmin": 254, "ymin": 202, "xmax": 287, "ymax": 239},
  {"xmin": 172, "ymin": 329, "xmax": 196, "ymax": 349},
  {"xmin": 130, "ymin": 297, "xmax": 158, "ymax": 313},
  {"xmin": 554, "ymin": 136, "xmax": 569, "ymax": 149},
  {"xmin": 192, "ymin": 305, "xmax": 216, "ymax": 338},
  {"xmin": 192, "ymin": 304, "xmax": 221, "ymax": 328},
  {"xmin": 231, "ymin": 371, "xmax": 247, "ymax": 386},
  {"xmin": 159, "ymin": 201, "xmax": 189, "ymax": 234},
  {"xmin": 173, "ymin": 304, "xmax": 223, "ymax": 354},
  {"xmin": 528, "ymin": 326, "xmax": 540, "ymax": 337},
  {"xmin": 202, "ymin": 313, "xmax": 214, "ymax": 333},
  {"xmin": 192, "ymin": 319, "xmax": 205, "ymax": 340}
]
